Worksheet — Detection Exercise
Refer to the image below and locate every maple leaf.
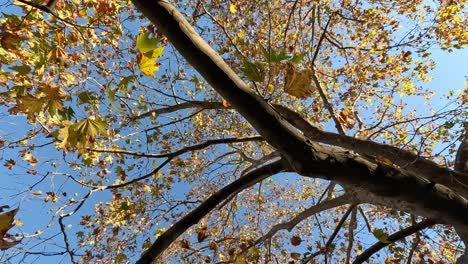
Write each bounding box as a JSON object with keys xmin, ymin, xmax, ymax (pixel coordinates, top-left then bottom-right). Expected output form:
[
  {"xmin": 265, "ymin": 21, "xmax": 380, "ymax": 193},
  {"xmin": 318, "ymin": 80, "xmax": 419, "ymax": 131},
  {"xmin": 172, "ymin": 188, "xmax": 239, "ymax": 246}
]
[
  {"xmin": 9, "ymin": 95, "xmax": 45, "ymax": 120},
  {"xmin": 136, "ymin": 32, "xmax": 165, "ymax": 77},
  {"xmin": 137, "ymin": 54, "xmax": 162, "ymax": 77},
  {"xmin": 4, "ymin": 159, "xmax": 16, "ymax": 170},
  {"xmin": 0, "ymin": 208, "xmax": 21, "ymax": 250},
  {"xmin": 283, "ymin": 63, "xmax": 314, "ymax": 99}
]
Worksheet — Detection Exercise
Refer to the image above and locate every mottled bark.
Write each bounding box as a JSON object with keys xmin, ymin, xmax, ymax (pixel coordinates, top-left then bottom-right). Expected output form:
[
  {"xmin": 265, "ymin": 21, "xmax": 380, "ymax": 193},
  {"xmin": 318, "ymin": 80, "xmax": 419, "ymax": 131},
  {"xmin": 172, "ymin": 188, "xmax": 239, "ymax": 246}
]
[{"xmin": 130, "ymin": 1, "xmax": 468, "ymax": 263}]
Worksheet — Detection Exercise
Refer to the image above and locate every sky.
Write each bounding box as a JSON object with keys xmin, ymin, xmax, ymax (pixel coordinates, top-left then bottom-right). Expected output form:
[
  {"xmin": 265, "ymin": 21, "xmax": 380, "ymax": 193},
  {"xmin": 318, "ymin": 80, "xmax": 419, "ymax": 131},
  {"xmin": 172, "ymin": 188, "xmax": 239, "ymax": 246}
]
[{"xmin": 0, "ymin": 2, "xmax": 467, "ymax": 264}]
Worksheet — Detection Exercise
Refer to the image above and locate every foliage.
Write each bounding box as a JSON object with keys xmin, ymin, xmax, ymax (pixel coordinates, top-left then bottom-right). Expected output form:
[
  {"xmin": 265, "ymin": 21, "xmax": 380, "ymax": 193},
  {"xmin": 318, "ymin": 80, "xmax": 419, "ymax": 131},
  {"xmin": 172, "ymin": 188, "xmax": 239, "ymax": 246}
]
[{"xmin": 0, "ymin": 0, "xmax": 466, "ymax": 263}]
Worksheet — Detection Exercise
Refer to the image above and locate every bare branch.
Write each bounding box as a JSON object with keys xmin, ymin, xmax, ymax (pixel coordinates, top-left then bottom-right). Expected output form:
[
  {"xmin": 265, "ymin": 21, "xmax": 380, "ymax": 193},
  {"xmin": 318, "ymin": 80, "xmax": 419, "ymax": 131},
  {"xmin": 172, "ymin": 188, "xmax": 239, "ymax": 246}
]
[
  {"xmin": 306, "ymin": 203, "xmax": 357, "ymax": 260},
  {"xmin": 130, "ymin": 101, "xmax": 225, "ymax": 122},
  {"xmin": 353, "ymin": 218, "xmax": 437, "ymax": 264},
  {"xmin": 255, "ymin": 194, "xmax": 353, "ymax": 246},
  {"xmin": 90, "ymin": 135, "xmax": 263, "ymax": 158}
]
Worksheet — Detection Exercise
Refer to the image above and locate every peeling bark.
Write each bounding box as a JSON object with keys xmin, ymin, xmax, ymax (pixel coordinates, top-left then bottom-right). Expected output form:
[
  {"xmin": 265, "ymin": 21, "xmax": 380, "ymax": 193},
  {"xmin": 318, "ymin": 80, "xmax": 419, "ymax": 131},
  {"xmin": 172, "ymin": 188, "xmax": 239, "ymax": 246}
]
[
  {"xmin": 455, "ymin": 123, "xmax": 468, "ymax": 264},
  {"xmin": 130, "ymin": 0, "xmax": 468, "ymax": 262}
]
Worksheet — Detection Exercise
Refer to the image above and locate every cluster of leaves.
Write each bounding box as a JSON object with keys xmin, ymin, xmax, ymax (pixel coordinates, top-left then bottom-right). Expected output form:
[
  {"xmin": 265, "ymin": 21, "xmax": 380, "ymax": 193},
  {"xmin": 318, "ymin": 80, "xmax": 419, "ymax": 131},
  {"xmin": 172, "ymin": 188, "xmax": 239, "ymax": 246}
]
[{"xmin": 0, "ymin": 0, "xmax": 465, "ymax": 263}]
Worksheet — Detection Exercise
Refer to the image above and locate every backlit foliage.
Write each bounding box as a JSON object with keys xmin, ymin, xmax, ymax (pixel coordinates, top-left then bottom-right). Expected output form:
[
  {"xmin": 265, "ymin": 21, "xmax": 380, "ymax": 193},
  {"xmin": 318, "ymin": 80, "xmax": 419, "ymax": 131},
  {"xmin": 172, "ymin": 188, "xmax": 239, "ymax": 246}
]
[{"xmin": 0, "ymin": 0, "xmax": 466, "ymax": 263}]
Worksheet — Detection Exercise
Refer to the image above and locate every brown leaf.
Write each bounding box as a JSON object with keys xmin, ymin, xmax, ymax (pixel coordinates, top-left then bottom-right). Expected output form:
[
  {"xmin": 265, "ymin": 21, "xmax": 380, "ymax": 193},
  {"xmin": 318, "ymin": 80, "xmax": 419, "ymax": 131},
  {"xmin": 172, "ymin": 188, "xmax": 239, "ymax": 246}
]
[
  {"xmin": 284, "ymin": 64, "xmax": 314, "ymax": 99},
  {"xmin": 290, "ymin": 235, "xmax": 302, "ymax": 246},
  {"xmin": 4, "ymin": 159, "xmax": 16, "ymax": 170},
  {"xmin": 337, "ymin": 109, "xmax": 356, "ymax": 129},
  {"xmin": 180, "ymin": 239, "xmax": 191, "ymax": 249}
]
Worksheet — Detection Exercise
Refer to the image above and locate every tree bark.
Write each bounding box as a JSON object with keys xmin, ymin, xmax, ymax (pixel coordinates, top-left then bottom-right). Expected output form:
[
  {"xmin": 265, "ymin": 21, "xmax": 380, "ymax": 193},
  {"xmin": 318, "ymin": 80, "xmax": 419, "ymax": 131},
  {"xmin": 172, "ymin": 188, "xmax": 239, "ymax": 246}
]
[{"xmin": 130, "ymin": 0, "xmax": 468, "ymax": 262}]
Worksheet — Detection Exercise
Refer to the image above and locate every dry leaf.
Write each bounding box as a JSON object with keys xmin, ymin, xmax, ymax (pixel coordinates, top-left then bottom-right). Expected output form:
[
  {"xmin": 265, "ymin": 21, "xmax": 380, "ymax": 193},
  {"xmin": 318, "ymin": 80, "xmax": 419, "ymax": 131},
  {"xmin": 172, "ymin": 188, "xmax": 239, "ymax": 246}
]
[
  {"xmin": 284, "ymin": 64, "xmax": 314, "ymax": 99},
  {"xmin": 337, "ymin": 109, "xmax": 356, "ymax": 129}
]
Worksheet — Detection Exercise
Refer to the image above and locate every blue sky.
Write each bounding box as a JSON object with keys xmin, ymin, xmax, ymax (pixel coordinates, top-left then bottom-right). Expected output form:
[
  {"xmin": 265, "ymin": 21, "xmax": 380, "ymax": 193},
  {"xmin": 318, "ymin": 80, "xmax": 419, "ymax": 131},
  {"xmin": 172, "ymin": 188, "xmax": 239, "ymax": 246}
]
[{"xmin": 0, "ymin": 1, "xmax": 467, "ymax": 263}]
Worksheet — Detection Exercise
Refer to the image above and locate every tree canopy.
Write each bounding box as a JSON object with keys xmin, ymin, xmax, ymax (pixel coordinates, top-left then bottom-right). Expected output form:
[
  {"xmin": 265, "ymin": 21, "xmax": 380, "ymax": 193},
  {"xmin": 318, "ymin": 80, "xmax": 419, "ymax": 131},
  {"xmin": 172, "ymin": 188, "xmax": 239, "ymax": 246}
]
[{"xmin": 0, "ymin": 0, "xmax": 467, "ymax": 263}]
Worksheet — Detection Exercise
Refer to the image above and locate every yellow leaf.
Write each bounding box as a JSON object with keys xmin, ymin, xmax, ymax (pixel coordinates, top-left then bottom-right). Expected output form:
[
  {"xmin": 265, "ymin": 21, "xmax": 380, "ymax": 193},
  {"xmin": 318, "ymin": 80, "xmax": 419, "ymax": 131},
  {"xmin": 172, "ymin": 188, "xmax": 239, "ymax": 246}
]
[
  {"xmin": 236, "ymin": 254, "xmax": 246, "ymax": 264},
  {"xmin": 14, "ymin": 219, "xmax": 23, "ymax": 227},
  {"xmin": 229, "ymin": 4, "xmax": 236, "ymax": 13},
  {"xmin": 142, "ymin": 184, "xmax": 151, "ymax": 192},
  {"xmin": 138, "ymin": 53, "xmax": 161, "ymax": 77}
]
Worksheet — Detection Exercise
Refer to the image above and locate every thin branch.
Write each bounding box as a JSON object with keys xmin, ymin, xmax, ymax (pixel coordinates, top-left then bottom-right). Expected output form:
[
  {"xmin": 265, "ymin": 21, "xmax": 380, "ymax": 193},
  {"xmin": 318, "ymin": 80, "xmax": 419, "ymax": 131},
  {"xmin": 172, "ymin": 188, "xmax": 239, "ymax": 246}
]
[
  {"xmin": 353, "ymin": 218, "xmax": 438, "ymax": 264},
  {"xmin": 90, "ymin": 136, "xmax": 263, "ymax": 158},
  {"xmin": 311, "ymin": 12, "xmax": 333, "ymax": 66},
  {"xmin": 130, "ymin": 101, "xmax": 225, "ymax": 122},
  {"xmin": 345, "ymin": 208, "xmax": 358, "ymax": 263},
  {"xmin": 306, "ymin": 203, "xmax": 357, "ymax": 261},
  {"xmin": 135, "ymin": 159, "xmax": 287, "ymax": 264},
  {"xmin": 255, "ymin": 194, "xmax": 353, "ymax": 246}
]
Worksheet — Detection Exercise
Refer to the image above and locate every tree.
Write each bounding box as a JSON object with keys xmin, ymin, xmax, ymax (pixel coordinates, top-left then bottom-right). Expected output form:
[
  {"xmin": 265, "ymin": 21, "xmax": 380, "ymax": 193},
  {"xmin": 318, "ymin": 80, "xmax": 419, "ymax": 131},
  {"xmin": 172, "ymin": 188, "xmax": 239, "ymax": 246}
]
[{"xmin": 0, "ymin": 0, "xmax": 466, "ymax": 263}]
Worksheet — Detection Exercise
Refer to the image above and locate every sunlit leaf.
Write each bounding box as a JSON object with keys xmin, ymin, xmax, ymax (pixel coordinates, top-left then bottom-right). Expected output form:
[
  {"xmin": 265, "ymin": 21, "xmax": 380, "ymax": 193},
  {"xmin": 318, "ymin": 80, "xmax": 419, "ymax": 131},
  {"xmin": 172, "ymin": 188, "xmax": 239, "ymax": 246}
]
[{"xmin": 283, "ymin": 63, "xmax": 314, "ymax": 99}]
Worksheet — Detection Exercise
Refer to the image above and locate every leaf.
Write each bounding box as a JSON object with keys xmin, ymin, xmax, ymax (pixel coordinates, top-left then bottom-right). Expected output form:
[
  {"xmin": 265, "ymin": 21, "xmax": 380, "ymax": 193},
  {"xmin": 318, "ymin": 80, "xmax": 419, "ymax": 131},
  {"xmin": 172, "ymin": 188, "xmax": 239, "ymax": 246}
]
[
  {"xmin": 54, "ymin": 117, "xmax": 108, "ymax": 151},
  {"xmin": 4, "ymin": 159, "xmax": 16, "ymax": 170},
  {"xmin": 290, "ymin": 252, "xmax": 301, "ymax": 260},
  {"xmin": 77, "ymin": 91, "xmax": 99, "ymax": 106},
  {"xmin": 222, "ymin": 99, "xmax": 231, "ymax": 108},
  {"xmin": 118, "ymin": 76, "xmax": 134, "ymax": 92},
  {"xmin": 136, "ymin": 31, "xmax": 165, "ymax": 77},
  {"xmin": 337, "ymin": 109, "xmax": 356, "ymax": 129},
  {"xmin": 22, "ymin": 152, "xmax": 38, "ymax": 166},
  {"xmin": 0, "ymin": 32, "xmax": 23, "ymax": 50},
  {"xmin": 115, "ymin": 253, "xmax": 127, "ymax": 263},
  {"xmin": 241, "ymin": 59, "xmax": 265, "ymax": 82},
  {"xmin": 179, "ymin": 239, "xmax": 191, "ymax": 249},
  {"xmin": 137, "ymin": 53, "xmax": 161, "ymax": 77},
  {"xmin": 142, "ymin": 184, "xmax": 151, "ymax": 193},
  {"xmin": 136, "ymin": 32, "xmax": 160, "ymax": 55},
  {"xmin": 9, "ymin": 95, "xmax": 44, "ymax": 120},
  {"xmin": 0, "ymin": 208, "xmax": 21, "ymax": 250},
  {"xmin": 373, "ymin": 228, "xmax": 390, "ymax": 243},
  {"xmin": 283, "ymin": 63, "xmax": 314, "ymax": 99},
  {"xmin": 9, "ymin": 65, "xmax": 31, "ymax": 76},
  {"xmin": 75, "ymin": 117, "xmax": 108, "ymax": 144},
  {"xmin": 236, "ymin": 254, "xmax": 247, "ymax": 264},
  {"xmin": 263, "ymin": 48, "xmax": 290, "ymax": 63},
  {"xmin": 107, "ymin": 87, "xmax": 124, "ymax": 112},
  {"xmin": 289, "ymin": 53, "xmax": 305, "ymax": 64},
  {"xmin": 229, "ymin": 3, "xmax": 236, "ymax": 13},
  {"xmin": 291, "ymin": 235, "xmax": 302, "ymax": 246}
]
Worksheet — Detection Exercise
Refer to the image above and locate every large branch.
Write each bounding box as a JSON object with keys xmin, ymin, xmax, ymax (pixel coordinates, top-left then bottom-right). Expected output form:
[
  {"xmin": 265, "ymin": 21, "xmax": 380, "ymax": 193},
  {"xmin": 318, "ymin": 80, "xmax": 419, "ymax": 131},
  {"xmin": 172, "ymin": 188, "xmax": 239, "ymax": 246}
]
[
  {"xmin": 455, "ymin": 122, "xmax": 468, "ymax": 263},
  {"xmin": 130, "ymin": 0, "xmax": 315, "ymax": 171},
  {"xmin": 136, "ymin": 159, "xmax": 287, "ymax": 264},
  {"xmin": 130, "ymin": 1, "xmax": 468, "ymax": 262},
  {"xmin": 274, "ymin": 104, "xmax": 468, "ymax": 196}
]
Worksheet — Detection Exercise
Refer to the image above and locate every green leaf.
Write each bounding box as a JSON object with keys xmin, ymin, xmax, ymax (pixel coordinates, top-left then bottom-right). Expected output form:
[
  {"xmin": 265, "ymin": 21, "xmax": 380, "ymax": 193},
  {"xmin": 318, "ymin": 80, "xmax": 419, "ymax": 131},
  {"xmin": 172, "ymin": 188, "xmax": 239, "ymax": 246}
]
[
  {"xmin": 290, "ymin": 53, "xmax": 305, "ymax": 64},
  {"xmin": 136, "ymin": 32, "xmax": 160, "ymax": 55},
  {"xmin": 263, "ymin": 48, "xmax": 290, "ymax": 63},
  {"xmin": 107, "ymin": 87, "xmax": 124, "ymax": 112},
  {"xmin": 118, "ymin": 76, "xmax": 134, "ymax": 92},
  {"xmin": 9, "ymin": 65, "xmax": 31, "ymax": 76},
  {"xmin": 77, "ymin": 91, "xmax": 99, "ymax": 106},
  {"xmin": 241, "ymin": 59, "xmax": 265, "ymax": 82},
  {"xmin": 372, "ymin": 229, "xmax": 390, "ymax": 243}
]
